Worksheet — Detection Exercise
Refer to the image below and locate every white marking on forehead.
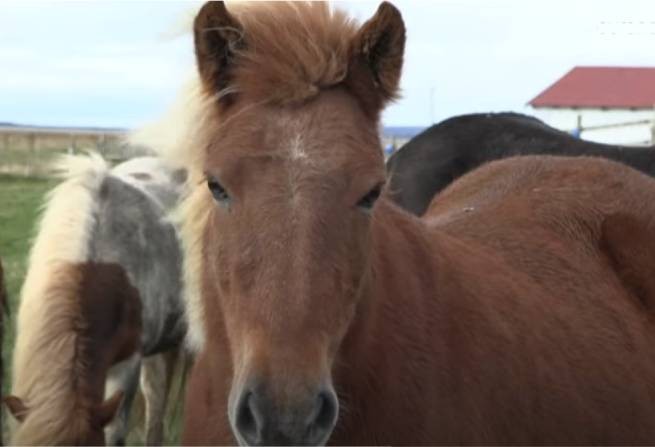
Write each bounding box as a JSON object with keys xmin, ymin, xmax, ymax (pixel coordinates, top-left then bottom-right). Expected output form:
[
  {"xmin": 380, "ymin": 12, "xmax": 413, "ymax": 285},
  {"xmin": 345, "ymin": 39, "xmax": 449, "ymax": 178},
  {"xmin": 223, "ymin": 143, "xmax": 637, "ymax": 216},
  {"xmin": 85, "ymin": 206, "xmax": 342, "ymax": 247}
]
[
  {"xmin": 281, "ymin": 119, "xmax": 316, "ymax": 206},
  {"xmin": 278, "ymin": 115, "xmax": 310, "ymax": 162},
  {"xmin": 289, "ymin": 132, "xmax": 307, "ymax": 160}
]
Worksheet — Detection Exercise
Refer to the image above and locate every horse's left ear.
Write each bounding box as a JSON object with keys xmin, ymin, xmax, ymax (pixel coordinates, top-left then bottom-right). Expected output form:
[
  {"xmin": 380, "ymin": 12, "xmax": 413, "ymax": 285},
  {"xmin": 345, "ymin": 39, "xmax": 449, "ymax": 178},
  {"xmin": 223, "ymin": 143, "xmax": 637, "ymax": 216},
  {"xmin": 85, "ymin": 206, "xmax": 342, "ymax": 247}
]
[
  {"xmin": 351, "ymin": 2, "xmax": 406, "ymax": 104},
  {"xmin": 194, "ymin": 1, "xmax": 244, "ymax": 98},
  {"xmin": 94, "ymin": 390, "xmax": 124, "ymax": 428}
]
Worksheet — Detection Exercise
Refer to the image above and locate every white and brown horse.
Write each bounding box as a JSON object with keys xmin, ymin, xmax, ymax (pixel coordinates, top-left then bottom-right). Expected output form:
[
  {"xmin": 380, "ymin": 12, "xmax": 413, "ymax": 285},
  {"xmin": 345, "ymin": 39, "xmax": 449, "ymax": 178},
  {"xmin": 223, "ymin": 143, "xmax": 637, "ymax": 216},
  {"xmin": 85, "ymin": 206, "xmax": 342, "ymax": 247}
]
[{"xmin": 6, "ymin": 154, "xmax": 186, "ymax": 445}]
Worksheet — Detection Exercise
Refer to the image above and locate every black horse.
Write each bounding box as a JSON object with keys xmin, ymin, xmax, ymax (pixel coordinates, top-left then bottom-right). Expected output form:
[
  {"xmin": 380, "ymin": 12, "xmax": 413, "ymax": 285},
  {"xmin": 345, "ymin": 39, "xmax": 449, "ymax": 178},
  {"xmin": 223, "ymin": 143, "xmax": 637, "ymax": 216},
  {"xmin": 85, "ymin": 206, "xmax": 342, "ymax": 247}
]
[{"xmin": 386, "ymin": 112, "xmax": 655, "ymax": 215}]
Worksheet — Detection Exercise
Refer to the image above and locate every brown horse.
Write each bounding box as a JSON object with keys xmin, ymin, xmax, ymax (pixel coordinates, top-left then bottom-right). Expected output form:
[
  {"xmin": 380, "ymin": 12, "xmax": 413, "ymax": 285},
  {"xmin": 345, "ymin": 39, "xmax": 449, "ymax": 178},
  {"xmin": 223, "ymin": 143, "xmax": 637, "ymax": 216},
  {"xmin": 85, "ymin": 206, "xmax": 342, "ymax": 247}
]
[{"xmin": 170, "ymin": 1, "xmax": 655, "ymax": 444}]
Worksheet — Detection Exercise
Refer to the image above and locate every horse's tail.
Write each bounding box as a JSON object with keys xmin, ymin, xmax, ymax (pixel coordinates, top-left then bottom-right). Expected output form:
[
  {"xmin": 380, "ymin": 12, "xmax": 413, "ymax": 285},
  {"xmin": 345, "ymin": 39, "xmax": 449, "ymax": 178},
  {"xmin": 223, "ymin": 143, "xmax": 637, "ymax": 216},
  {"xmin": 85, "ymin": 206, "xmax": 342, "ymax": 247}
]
[{"xmin": 10, "ymin": 152, "xmax": 112, "ymax": 444}]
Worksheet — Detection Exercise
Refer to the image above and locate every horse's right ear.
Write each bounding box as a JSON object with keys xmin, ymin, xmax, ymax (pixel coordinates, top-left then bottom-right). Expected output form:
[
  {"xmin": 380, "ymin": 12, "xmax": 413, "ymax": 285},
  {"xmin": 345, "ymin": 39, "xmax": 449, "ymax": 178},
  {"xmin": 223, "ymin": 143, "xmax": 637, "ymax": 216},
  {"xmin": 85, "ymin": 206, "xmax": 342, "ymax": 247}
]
[
  {"xmin": 194, "ymin": 1, "xmax": 244, "ymax": 98},
  {"xmin": 350, "ymin": 2, "xmax": 406, "ymax": 106},
  {"xmin": 4, "ymin": 395, "xmax": 28, "ymax": 422}
]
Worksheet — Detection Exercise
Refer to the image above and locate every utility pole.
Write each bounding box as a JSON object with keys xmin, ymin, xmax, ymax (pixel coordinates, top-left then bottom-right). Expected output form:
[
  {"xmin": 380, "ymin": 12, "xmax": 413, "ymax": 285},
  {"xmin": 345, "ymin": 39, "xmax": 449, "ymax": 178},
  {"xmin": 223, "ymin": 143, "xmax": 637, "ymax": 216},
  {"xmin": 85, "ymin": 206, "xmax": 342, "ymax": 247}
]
[
  {"xmin": 429, "ymin": 87, "xmax": 435, "ymax": 125},
  {"xmin": 574, "ymin": 114, "xmax": 583, "ymax": 139}
]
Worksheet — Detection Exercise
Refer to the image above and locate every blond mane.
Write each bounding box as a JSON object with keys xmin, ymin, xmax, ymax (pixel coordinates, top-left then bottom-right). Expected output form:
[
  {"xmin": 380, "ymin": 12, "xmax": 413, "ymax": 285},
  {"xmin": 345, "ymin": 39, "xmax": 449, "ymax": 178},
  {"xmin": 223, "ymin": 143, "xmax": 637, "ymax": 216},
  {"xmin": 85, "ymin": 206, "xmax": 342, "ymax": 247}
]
[{"xmin": 11, "ymin": 154, "xmax": 109, "ymax": 444}]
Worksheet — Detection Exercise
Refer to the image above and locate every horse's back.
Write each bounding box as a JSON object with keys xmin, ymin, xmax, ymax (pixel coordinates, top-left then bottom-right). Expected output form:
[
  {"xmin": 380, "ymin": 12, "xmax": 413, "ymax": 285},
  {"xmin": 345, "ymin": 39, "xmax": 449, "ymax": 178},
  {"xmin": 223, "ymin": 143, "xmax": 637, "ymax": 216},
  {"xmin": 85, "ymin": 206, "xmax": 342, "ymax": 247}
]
[
  {"xmin": 414, "ymin": 155, "xmax": 655, "ymax": 443},
  {"xmin": 425, "ymin": 155, "xmax": 655, "ymax": 265},
  {"xmin": 424, "ymin": 155, "xmax": 655, "ymax": 353},
  {"xmin": 426, "ymin": 154, "xmax": 655, "ymax": 224}
]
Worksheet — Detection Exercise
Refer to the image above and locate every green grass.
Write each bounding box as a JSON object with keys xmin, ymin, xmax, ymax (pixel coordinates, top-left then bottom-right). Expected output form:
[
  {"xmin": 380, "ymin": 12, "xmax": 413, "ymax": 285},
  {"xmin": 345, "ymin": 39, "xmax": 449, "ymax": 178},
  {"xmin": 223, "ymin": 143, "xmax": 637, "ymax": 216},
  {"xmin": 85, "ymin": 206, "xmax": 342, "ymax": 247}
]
[
  {"xmin": 0, "ymin": 174, "xmax": 184, "ymax": 444},
  {"xmin": 0, "ymin": 175, "xmax": 54, "ymax": 299},
  {"xmin": 0, "ymin": 174, "xmax": 56, "ymax": 391},
  {"xmin": 0, "ymin": 174, "xmax": 55, "ymax": 441}
]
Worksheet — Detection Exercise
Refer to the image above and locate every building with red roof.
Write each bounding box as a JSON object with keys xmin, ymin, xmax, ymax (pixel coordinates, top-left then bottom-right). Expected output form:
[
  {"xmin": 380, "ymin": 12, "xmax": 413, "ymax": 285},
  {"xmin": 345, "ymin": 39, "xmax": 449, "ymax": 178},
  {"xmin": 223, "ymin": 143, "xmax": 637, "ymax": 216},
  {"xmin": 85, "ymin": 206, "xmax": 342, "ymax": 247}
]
[
  {"xmin": 529, "ymin": 66, "xmax": 655, "ymax": 110},
  {"xmin": 529, "ymin": 66, "xmax": 655, "ymax": 145}
]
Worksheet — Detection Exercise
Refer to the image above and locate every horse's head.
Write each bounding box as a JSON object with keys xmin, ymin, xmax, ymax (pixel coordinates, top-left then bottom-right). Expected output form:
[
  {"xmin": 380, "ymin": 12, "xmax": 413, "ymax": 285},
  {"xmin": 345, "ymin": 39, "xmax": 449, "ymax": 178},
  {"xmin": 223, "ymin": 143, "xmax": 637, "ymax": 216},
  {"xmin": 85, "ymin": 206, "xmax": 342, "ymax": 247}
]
[{"xmin": 190, "ymin": 1, "xmax": 405, "ymax": 445}]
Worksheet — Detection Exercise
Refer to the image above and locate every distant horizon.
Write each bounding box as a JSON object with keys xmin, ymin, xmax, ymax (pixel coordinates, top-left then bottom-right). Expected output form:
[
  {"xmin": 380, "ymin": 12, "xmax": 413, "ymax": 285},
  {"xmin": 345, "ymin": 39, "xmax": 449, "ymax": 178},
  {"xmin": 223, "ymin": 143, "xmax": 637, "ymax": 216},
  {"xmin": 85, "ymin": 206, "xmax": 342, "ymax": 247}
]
[{"xmin": 0, "ymin": 120, "xmax": 430, "ymax": 134}]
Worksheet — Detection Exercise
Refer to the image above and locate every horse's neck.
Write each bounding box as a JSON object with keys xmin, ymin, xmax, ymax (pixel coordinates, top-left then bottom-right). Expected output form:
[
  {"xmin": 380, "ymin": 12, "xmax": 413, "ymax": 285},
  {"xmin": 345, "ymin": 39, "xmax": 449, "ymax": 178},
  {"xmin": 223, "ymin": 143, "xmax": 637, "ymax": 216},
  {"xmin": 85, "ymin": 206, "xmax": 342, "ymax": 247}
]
[
  {"xmin": 332, "ymin": 200, "xmax": 455, "ymax": 439},
  {"xmin": 338, "ymin": 198, "xmax": 447, "ymax": 381}
]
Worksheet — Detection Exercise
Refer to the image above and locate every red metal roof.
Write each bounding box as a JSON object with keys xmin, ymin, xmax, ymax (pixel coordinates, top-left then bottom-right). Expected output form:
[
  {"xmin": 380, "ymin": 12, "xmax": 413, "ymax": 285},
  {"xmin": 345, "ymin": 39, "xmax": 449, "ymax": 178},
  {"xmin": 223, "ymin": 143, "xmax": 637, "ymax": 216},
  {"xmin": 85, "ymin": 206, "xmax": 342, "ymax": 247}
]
[{"xmin": 529, "ymin": 66, "xmax": 655, "ymax": 109}]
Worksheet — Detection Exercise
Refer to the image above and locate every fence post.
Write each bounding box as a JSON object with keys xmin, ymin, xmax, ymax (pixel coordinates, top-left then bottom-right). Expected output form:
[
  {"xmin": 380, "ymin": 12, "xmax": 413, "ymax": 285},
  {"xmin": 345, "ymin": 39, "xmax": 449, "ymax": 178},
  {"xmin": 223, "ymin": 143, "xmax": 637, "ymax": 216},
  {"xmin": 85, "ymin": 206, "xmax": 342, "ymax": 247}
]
[{"xmin": 573, "ymin": 114, "xmax": 582, "ymax": 138}]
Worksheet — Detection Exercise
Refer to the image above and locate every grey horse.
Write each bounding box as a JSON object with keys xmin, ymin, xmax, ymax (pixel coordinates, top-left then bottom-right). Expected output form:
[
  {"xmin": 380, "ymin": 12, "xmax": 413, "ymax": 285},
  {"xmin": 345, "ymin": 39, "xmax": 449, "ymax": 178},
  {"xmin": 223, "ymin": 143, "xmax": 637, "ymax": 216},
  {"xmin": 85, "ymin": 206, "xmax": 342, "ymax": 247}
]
[{"xmin": 102, "ymin": 156, "xmax": 188, "ymax": 445}]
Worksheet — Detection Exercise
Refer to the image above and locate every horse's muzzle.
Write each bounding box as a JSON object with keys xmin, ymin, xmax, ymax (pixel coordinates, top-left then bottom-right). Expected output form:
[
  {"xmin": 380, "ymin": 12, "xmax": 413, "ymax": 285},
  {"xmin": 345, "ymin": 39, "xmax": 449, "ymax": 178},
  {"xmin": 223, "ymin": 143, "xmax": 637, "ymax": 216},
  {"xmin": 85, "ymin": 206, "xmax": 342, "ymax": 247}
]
[{"xmin": 231, "ymin": 381, "xmax": 338, "ymax": 446}]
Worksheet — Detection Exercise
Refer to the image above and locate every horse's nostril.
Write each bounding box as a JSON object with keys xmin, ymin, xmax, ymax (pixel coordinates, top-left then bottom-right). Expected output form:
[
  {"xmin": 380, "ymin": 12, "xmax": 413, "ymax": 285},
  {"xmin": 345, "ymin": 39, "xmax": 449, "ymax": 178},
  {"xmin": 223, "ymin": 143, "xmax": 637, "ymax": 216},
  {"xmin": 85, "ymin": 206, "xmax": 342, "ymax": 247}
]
[
  {"xmin": 235, "ymin": 391, "xmax": 261, "ymax": 445},
  {"xmin": 315, "ymin": 392, "xmax": 334, "ymax": 428},
  {"xmin": 307, "ymin": 390, "xmax": 338, "ymax": 443}
]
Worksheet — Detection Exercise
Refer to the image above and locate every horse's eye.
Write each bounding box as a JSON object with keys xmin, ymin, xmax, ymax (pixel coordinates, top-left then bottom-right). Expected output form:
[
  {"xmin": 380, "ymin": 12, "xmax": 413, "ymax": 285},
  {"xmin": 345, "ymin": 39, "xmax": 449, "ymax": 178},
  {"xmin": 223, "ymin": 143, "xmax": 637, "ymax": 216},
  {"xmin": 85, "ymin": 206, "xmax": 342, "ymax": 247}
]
[
  {"xmin": 207, "ymin": 178, "xmax": 230, "ymax": 205},
  {"xmin": 357, "ymin": 184, "xmax": 383, "ymax": 212}
]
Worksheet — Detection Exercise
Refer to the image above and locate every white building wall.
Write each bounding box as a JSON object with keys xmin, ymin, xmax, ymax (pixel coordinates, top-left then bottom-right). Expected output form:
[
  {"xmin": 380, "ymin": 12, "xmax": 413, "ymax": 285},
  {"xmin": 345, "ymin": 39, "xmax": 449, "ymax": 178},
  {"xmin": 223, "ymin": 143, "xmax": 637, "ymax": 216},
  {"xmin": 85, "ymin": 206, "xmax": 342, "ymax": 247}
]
[{"xmin": 531, "ymin": 108, "xmax": 655, "ymax": 146}]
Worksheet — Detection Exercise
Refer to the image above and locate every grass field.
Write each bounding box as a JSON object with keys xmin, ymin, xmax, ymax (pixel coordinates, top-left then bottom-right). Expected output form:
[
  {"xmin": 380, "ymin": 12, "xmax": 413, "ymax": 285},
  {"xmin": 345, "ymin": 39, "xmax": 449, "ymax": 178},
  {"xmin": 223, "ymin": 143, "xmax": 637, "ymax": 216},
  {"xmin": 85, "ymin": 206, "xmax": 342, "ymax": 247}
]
[
  {"xmin": 0, "ymin": 174, "xmax": 55, "ymax": 393},
  {"xmin": 0, "ymin": 174, "xmax": 183, "ymax": 444},
  {"xmin": 0, "ymin": 174, "xmax": 55, "ymax": 440}
]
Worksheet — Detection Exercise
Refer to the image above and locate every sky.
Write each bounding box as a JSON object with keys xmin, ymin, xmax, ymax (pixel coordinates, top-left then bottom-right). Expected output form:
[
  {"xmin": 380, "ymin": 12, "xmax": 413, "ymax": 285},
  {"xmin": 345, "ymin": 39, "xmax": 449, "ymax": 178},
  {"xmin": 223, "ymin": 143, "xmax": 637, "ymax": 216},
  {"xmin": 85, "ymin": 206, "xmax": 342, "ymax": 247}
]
[{"xmin": 0, "ymin": 0, "xmax": 654, "ymax": 129}]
